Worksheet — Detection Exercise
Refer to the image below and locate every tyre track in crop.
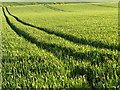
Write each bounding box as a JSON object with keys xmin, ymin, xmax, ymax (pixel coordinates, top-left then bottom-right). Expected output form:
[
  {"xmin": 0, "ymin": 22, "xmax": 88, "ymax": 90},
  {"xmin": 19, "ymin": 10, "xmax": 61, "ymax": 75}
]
[
  {"xmin": 6, "ymin": 7, "xmax": 118, "ymax": 51},
  {"xmin": 3, "ymin": 7, "xmax": 118, "ymax": 64},
  {"xmin": 3, "ymin": 7, "xmax": 119, "ymax": 89},
  {"xmin": 90, "ymin": 4, "xmax": 117, "ymax": 8},
  {"xmin": 2, "ymin": 7, "xmax": 92, "ymax": 61},
  {"xmin": 44, "ymin": 5, "xmax": 67, "ymax": 12},
  {"xmin": 70, "ymin": 65, "xmax": 95, "ymax": 89}
]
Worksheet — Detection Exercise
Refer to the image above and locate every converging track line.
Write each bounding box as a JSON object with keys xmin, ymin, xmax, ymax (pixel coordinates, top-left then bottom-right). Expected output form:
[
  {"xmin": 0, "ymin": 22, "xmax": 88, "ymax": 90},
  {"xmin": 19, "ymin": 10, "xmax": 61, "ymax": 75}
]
[
  {"xmin": 3, "ymin": 7, "xmax": 119, "ymax": 89},
  {"xmin": 44, "ymin": 5, "xmax": 66, "ymax": 12},
  {"xmin": 90, "ymin": 4, "xmax": 117, "ymax": 8},
  {"xmin": 6, "ymin": 7, "xmax": 118, "ymax": 51},
  {"xmin": 3, "ymin": 7, "xmax": 117, "ymax": 63}
]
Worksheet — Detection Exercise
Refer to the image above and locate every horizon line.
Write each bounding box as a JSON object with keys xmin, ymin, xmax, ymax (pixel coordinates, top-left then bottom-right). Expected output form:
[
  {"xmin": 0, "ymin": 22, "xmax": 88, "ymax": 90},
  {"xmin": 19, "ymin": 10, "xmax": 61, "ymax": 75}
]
[{"xmin": 1, "ymin": 0, "xmax": 119, "ymax": 2}]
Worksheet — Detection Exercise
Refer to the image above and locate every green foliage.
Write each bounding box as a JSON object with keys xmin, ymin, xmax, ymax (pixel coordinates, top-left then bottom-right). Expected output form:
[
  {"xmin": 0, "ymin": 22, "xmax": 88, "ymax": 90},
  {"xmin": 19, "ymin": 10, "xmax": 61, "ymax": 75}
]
[
  {"xmin": 10, "ymin": 5, "xmax": 14, "ymax": 7},
  {"xmin": 59, "ymin": 2, "xmax": 64, "ymax": 4},
  {"xmin": 3, "ymin": 4, "xmax": 7, "ymax": 7},
  {"xmin": 0, "ymin": 4, "xmax": 2, "ymax": 7},
  {"xmin": 32, "ymin": 2, "xmax": 36, "ymax": 5},
  {"xmin": 53, "ymin": 2, "xmax": 57, "ymax": 4},
  {"xmin": 2, "ymin": 2, "xmax": 119, "ymax": 88}
]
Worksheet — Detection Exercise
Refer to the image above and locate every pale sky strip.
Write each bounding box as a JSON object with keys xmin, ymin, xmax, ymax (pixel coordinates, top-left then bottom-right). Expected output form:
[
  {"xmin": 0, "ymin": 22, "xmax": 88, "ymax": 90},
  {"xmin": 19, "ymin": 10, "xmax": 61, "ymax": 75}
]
[{"xmin": 1, "ymin": 0, "xmax": 119, "ymax": 2}]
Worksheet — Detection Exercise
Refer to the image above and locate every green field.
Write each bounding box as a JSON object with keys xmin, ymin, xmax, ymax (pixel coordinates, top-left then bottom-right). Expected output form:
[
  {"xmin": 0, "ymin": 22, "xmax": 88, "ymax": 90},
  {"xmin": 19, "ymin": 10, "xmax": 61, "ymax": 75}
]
[
  {"xmin": 0, "ymin": 7, "xmax": 2, "ymax": 89},
  {"xmin": 2, "ymin": 2, "xmax": 120, "ymax": 88}
]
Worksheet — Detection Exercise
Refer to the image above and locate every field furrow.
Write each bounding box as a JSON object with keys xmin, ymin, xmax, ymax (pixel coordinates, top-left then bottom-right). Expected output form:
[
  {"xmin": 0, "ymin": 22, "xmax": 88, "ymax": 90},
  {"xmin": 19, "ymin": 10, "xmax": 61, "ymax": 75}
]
[
  {"xmin": 44, "ymin": 5, "xmax": 66, "ymax": 12},
  {"xmin": 6, "ymin": 7, "xmax": 118, "ymax": 51},
  {"xmin": 8, "ymin": 4, "xmax": 118, "ymax": 50},
  {"xmin": 4, "ymin": 7, "xmax": 119, "ymax": 62},
  {"xmin": 2, "ymin": 2, "xmax": 120, "ymax": 88}
]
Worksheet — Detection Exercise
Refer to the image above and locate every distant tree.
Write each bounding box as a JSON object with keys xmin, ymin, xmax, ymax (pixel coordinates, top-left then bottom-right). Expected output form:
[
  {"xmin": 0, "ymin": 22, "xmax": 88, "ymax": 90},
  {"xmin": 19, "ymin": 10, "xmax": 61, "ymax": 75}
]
[
  {"xmin": 32, "ymin": 2, "xmax": 36, "ymax": 5},
  {"xmin": 59, "ymin": 2, "xmax": 64, "ymax": 4},
  {"xmin": 3, "ymin": 4, "xmax": 7, "ymax": 7},
  {"xmin": 10, "ymin": 5, "xmax": 13, "ymax": 7},
  {"xmin": 0, "ymin": 4, "xmax": 2, "ymax": 7},
  {"xmin": 53, "ymin": 2, "xmax": 57, "ymax": 4}
]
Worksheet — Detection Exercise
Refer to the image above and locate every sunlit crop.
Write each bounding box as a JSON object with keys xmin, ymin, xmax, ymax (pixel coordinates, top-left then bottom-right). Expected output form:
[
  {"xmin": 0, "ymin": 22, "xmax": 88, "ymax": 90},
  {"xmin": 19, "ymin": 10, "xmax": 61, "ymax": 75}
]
[{"xmin": 2, "ymin": 2, "xmax": 119, "ymax": 88}]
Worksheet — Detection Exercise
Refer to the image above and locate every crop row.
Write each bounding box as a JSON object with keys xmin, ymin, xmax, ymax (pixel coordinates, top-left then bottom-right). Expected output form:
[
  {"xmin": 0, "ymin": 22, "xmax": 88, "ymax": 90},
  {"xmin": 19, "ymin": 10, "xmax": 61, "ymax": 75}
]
[
  {"xmin": 4, "ymin": 7, "xmax": 119, "ymax": 64},
  {"xmin": 6, "ymin": 7, "xmax": 118, "ymax": 51},
  {"xmin": 2, "ymin": 3, "xmax": 120, "ymax": 88},
  {"xmin": 44, "ymin": 5, "xmax": 66, "ymax": 12},
  {"xmin": 8, "ymin": 4, "xmax": 118, "ymax": 51}
]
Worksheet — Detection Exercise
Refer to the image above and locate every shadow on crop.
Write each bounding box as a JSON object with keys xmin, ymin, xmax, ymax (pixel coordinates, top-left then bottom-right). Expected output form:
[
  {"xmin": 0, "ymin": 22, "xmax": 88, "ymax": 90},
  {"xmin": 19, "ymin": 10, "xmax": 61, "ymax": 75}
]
[
  {"xmin": 3, "ymin": 7, "xmax": 118, "ymax": 64},
  {"xmin": 69, "ymin": 65, "xmax": 95, "ymax": 89},
  {"xmin": 3, "ymin": 7, "xmax": 119, "ymax": 88},
  {"xmin": 90, "ymin": 4, "xmax": 117, "ymax": 8},
  {"xmin": 44, "ymin": 4, "xmax": 66, "ymax": 12},
  {"xmin": 68, "ymin": 65, "xmax": 107, "ymax": 89},
  {"xmin": 6, "ymin": 7, "xmax": 118, "ymax": 51}
]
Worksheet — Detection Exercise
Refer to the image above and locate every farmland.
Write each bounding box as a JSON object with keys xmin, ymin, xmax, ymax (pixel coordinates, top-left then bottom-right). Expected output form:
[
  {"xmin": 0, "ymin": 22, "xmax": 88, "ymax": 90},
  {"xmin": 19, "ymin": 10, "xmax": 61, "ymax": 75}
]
[
  {"xmin": 2, "ymin": 2, "xmax": 120, "ymax": 88},
  {"xmin": 0, "ymin": 7, "xmax": 2, "ymax": 89}
]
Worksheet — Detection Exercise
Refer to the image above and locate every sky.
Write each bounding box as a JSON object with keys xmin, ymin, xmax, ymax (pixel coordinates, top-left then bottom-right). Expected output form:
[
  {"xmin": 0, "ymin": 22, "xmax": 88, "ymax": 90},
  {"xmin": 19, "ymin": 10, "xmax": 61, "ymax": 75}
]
[{"xmin": 1, "ymin": 0, "xmax": 119, "ymax": 2}]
